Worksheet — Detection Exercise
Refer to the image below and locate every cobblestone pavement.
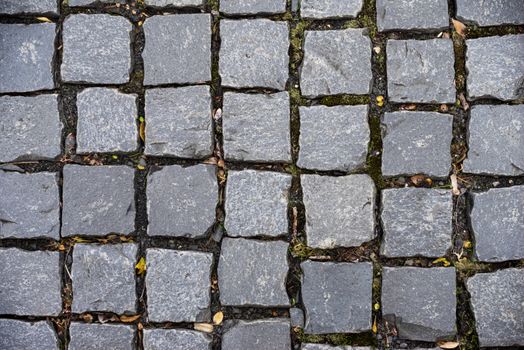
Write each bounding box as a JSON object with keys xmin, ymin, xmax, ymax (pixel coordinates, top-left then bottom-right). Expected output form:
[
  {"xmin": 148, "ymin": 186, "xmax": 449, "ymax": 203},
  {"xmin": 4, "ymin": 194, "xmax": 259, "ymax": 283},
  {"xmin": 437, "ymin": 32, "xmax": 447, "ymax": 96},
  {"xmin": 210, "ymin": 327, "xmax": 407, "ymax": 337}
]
[{"xmin": 0, "ymin": 0, "xmax": 523, "ymax": 349}]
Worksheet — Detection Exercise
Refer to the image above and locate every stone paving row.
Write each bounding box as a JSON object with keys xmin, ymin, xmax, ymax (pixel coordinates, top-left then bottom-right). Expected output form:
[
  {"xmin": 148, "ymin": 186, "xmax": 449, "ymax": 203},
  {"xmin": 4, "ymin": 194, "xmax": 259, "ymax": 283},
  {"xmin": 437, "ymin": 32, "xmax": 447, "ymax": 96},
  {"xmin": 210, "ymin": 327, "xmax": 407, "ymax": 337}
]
[{"xmin": 0, "ymin": 0, "xmax": 523, "ymax": 349}]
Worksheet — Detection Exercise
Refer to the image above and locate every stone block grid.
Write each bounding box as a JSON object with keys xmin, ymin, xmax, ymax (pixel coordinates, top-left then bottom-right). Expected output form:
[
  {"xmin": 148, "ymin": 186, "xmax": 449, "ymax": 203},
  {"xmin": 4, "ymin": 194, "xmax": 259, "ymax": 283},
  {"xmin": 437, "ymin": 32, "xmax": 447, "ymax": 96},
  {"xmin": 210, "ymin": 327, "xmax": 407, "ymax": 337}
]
[{"xmin": 0, "ymin": 1, "xmax": 523, "ymax": 349}]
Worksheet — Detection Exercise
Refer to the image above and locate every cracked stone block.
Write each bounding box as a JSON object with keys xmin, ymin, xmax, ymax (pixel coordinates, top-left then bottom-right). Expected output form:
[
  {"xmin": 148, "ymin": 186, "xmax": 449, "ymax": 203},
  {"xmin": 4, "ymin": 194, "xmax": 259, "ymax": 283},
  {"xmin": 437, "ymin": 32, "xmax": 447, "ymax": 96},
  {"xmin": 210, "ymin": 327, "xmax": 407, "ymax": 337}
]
[
  {"xmin": 376, "ymin": 0, "xmax": 449, "ymax": 31},
  {"xmin": 466, "ymin": 35, "xmax": 524, "ymax": 101},
  {"xmin": 225, "ymin": 170, "xmax": 291, "ymax": 238},
  {"xmin": 381, "ymin": 188, "xmax": 453, "ymax": 257},
  {"xmin": 301, "ymin": 261, "xmax": 373, "ymax": 334},
  {"xmin": 0, "ymin": 0, "xmax": 57, "ymax": 14},
  {"xmin": 298, "ymin": 105, "xmax": 369, "ymax": 171},
  {"xmin": 221, "ymin": 0, "xmax": 286, "ymax": 14},
  {"xmin": 302, "ymin": 345, "xmax": 372, "ymax": 350},
  {"xmin": 0, "ymin": 319, "xmax": 58, "ymax": 350},
  {"xmin": 464, "ymin": 105, "xmax": 524, "ymax": 176},
  {"xmin": 387, "ymin": 39, "xmax": 456, "ymax": 103},
  {"xmin": 382, "ymin": 267, "xmax": 456, "ymax": 342},
  {"xmin": 220, "ymin": 19, "xmax": 289, "ymax": 90},
  {"xmin": 218, "ymin": 238, "xmax": 289, "ymax": 307},
  {"xmin": 143, "ymin": 14, "xmax": 211, "ymax": 85},
  {"xmin": 76, "ymin": 88, "xmax": 137, "ymax": 153},
  {"xmin": 381, "ymin": 112, "xmax": 453, "ymax": 177},
  {"xmin": 146, "ymin": 248, "xmax": 213, "ymax": 322},
  {"xmin": 0, "ymin": 23, "xmax": 55, "ymax": 93},
  {"xmin": 301, "ymin": 29, "xmax": 372, "ymax": 97},
  {"xmin": 222, "ymin": 319, "xmax": 291, "ymax": 350},
  {"xmin": 147, "ymin": 164, "xmax": 217, "ymax": 238},
  {"xmin": 301, "ymin": 174, "xmax": 375, "ymax": 249},
  {"xmin": 290, "ymin": 308, "xmax": 304, "ymax": 328},
  {"xmin": 62, "ymin": 14, "xmax": 131, "ymax": 84},
  {"xmin": 0, "ymin": 248, "xmax": 61, "ymax": 316},
  {"xmin": 145, "ymin": 86, "xmax": 213, "ymax": 158},
  {"xmin": 457, "ymin": 0, "xmax": 524, "ymax": 26},
  {"xmin": 470, "ymin": 186, "xmax": 524, "ymax": 262},
  {"xmin": 0, "ymin": 95, "xmax": 62, "ymax": 162},
  {"xmin": 62, "ymin": 165, "xmax": 135, "ymax": 236},
  {"xmin": 143, "ymin": 329, "xmax": 212, "ymax": 350},
  {"xmin": 0, "ymin": 172, "xmax": 60, "ymax": 240},
  {"xmin": 301, "ymin": 0, "xmax": 363, "ymax": 19},
  {"xmin": 72, "ymin": 244, "xmax": 137, "ymax": 314},
  {"xmin": 69, "ymin": 323, "xmax": 134, "ymax": 350},
  {"xmin": 223, "ymin": 92, "xmax": 291, "ymax": 163},
  {"xmin": 467, "ymin": 268, "xmax": 524, "ymax": 347}
]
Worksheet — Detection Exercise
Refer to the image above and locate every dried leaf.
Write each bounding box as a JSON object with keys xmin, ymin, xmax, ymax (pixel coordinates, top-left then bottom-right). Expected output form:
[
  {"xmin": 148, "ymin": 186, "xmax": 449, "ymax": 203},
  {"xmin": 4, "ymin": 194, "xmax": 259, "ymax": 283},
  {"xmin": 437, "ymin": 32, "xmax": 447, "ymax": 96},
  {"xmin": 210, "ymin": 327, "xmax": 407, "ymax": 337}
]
[
  {"xmin": 432, "ymin": 257, "xmax": 451, "ymax": 267},
  {"xmin": 139, "ymin": 121, "xmax": 145, "ymax": 142},
  {"xmin": 463, "ymin": 241, "xmax": 472, "ymax": 249},
  {"xmin": 213, "ymin": 311, "xmax": 224, "ymax": 325},
  {"xmin": 438, "ymin": 340, "xmax": 460, "ymax": 349},
  {"xmin": 98, "ymin": 314, "xmax": 118, "ymax": 324},
  {"xmin": 213, "ymin": 108, "xmax": 222, "ymax": 121},
  {"xmin": 137, "ymin": 165, "xmax": 145, "ymax": 171},
  {"xmin": 36, "ymin": 17, "xmax": 53, "ymax": 23},
  {"xmin": 81, "ymin": 313, "xmax": 93, "ymax": 323},
  {"xmin": 373, "ymin": 46, "xmax": 381, "ymax": 54},
  {"xmin": 450, "ymin": 174, "xmax": 460, "ymax": 195},
  {"xmin": 376, "ymin": 95, "xmax": 385, "ymax": 107},
  {"xmin": 400, "ymin": 104, "xmax": 417, "ymax": 111},
  {"xmin": 135, "ymin": 257, "xmax": 146, "ymax": 275},
  {"xmin": 452, "ymin": 19, "xmax": 466, "ymax": 38},
  {"xmin": 203, "ymin": 157, "xmax": 217, "ymax": 165},
  {"xmin": 120, "ymin": 314, "xmax": 141, "ymax": 323},
  {"xmin": 410, "ymin": 174, "xmax": 426, "ymax": 186},
  {"xmin": 372, "ymin": 317, "xmax": 378, "ymax": 333},
  {"xmin": 458, "ymin": 93, "xmax": 469, "ymax": 111},
  {"xmin": 194, "ymin": 323, "xmax": 213, "ymax": 333},
  {"xmin": 73, "ymin": 237, "xmax": 90, "ymax": 243}
]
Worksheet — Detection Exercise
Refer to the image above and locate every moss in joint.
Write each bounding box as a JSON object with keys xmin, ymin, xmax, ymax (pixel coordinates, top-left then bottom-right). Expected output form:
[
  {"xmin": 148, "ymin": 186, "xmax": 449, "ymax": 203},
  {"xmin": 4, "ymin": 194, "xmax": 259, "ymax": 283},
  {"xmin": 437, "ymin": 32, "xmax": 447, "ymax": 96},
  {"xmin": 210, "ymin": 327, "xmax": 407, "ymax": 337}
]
[{"xmin": 319, "ymin": 95, "xmax": 370, "ymax": 106}]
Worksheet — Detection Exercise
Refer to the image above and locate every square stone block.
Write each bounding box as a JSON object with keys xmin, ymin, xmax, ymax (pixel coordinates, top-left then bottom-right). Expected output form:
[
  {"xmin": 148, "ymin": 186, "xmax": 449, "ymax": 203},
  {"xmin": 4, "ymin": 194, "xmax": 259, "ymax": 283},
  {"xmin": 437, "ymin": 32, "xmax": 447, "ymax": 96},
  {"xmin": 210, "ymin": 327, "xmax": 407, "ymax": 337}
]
[
  {"xmin": 0, "ymin": 319, "xmax": 58, "ymax": 350},
  {"xmin": 222, "ymin": 319, "xmax": 291, "ymax": 350},
  {"xmin": 221, "ymin": 0, "xmax": 286, "ymax": 14},
  {"xmin": 69, "ymin": 323, "xmax": 134, "ymax": 350},
  {"xmin": 457, "ymin": 0, "xmax": 524, "ymax": 26},
  {"xmin": 0, "ymin": 0, "xmax": 57, "ymax": 14},
  {"xmin": 143, "ymin": 329, "xmax": 212, "ymax": 350},
  {"xmin": 377, "ymin": 0, "xmax": 449, "ymax": 31},
  {"xmin": 301, "ymin": 0, "xmax": 363, "ymax": 19}
]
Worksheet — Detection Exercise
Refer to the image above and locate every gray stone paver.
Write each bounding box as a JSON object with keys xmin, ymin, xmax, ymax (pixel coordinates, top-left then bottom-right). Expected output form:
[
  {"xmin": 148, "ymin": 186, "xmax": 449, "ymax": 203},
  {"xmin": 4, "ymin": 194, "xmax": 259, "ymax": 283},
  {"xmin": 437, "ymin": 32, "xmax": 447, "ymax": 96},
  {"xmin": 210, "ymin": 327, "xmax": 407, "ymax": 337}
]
[
  {"xmin": 0, "ymin": 23, "xmax": 55, "ymax": 93},
  {"xmin": 301, "ymin": 29, "xmax": 372, "ymax": 97},
  {"xmin": 72, "ymin": 244, "xmax": 137, "ymax": 314},
  {"xmin": 301, "ymin": 0, "xmax": 363, "ymax": 19},
  {"xmin": 382, "ymin": 267, "xmax": 456, "ymax": 342},
  {"xmin": 298, "ymin": 105, "xmax": 369, "ymax": 171},
  {"xmin": 302, "ymin": 174, "xmax": 375, "ymax": 249},
  {"xmin": 456, "ymin": 0, "xmax": 524, "ymax": 26},
  {"xmin": 302, "ymin": 345, "xmax": 371, "ymax": 350},
  {"xmin": 0, "ymin": 248, "xmax": 61, "ymax": 316},
  {"xmin": 221, "ymin": 0, "xmax": 286, "ymax": 14},
  {"xmin": 0, "ymin": 0, "xmax": 57, "ymax": 14},
  {"xmin": 145, "ymin": 86, "xmax": 213, "ymax": 158},
  {"xmin": 147, "ymin": 164, "xmax": 217, "ymax": 238},
  {"xmin": 466, "ymin": 35, "xmax": 524, "ymax": 101},
  {"xmin": 470, "ymin": 186, "xmax": 524, "ymax": 262},
  {"xmin": 464, "ymin": 105, "xmax": 524, "ymax": 176},
  {"xmin": 381, "ymin": 111, "xmax": 453, "ymax": 177},
  {"xmin": 143, "ymin": 14, "xmax": 211, "ymax": 85},
  {"xmin": 467, "ymin": 268, "xmax": 524, "ymax": 347},
  {"xmin": 146, "ymin": 248, "xmax": 213, "ymax": 322},
  {"xmin": 62, "ymin": 165, "xmax": 135, "ymax": 237},
  {"xmin": 218, "ymin": 237, "xmax": 289, "ymax": 307},
  {"xmin": 76, "ymin": 88, "xmax": 138, "ymax": 153},
  {"xmin": 220, "ymin": 19, "xmax": 289, "ymax": 90},
  {"xmin": 301, "ymin": 261, "xmax": 373, "ymax": 334},
  {"xmin": 222, "ymin": 92, "xmax": 291, "ymax": 163},
  {"xmin": 68, "ymin": 323, "xmax": 134, "ymax": 350},
  {"xmin": 377, "ymin": 0, "xmax": 449, "ymax": 31},
  {"xmin": 62, "ymin": 14, "xmax": 131, "ymax": 84},
  {"xmin": 290, "ymin": 308, "xmax": 305, "ymax": 328},
  {"xmin": 222, "ymin": 319, "xmax": 291, "ymax": 350},
  {"xmin": 0, "ymin": 319, "xmax": 58, "ymax": 350},
  {"xmin": 145, "ymin": 0, "xmax": 203, "ymax": 6},
  {"xmin": 0, "ymin": 171, "xmax": 60, "ymax": 240},
  {"xmin": 143, "ymin": 329, "xmax": 212, "ymax": 350},
  {"xmin": 70, "ymin": 0, "xmax": 126, "ymax": 5}
]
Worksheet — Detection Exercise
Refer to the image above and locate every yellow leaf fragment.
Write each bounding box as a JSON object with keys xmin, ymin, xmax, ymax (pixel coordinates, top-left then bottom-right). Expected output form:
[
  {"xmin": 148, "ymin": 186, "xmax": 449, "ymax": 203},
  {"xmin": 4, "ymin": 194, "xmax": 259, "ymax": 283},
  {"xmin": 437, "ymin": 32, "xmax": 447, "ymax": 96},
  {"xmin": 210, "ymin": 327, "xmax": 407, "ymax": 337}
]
[
  {"xmin": 194, "ymin": 323, "xmax": 214, "ymax": 333},
  {"xmin": 139, "ymin": 121, "xmax": 145, "ymax": 142},
  {"xmin": 36, "ymin": 17, "xmax": 53, "ymax": 23},
  {"xmin": 438, "ymin": 340, "xmax": 460, "ymax": 349},
  {"xmin": 376, "ymin": 95, "xmax": 384, "ymax": 107},
  {"xmin": 120, "ymin": 314, "xmax": 141, "ymax": 323},
  {"xmin": 432, "ymin": 257, "xmax": 451, "ymax": 267},
  {"xmin": 213, "ymin": 311, "xmax": 224, "ymax": 325},
  {"xmin": 452, "ymin": 19, "xmax": 466, "ymax": 38},
  {"xmin": 463, "ymin": 241, "xmax": 472, "ymax": 249},
  {"xmin": 374, "ymin": 303, "xmax": 380, "ymax": 311},
  {"xmin": 372, "ymin": 317, "xmax": 377, "ymax": 333},
  {"xmin": 137, "ymin": 165, "xmax": 145, "ymax": 170},
  {"xmin": 135, "ymin": 257, "xmax": 146, "ymax": 275}
]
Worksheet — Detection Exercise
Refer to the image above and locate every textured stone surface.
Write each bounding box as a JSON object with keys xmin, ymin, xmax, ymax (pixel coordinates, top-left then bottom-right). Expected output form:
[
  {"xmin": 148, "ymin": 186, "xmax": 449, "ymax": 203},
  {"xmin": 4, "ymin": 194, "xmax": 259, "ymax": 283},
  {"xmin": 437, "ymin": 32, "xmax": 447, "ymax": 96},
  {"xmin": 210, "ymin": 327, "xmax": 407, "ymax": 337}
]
[
  {"xmin": 382, "ymin": 267, "xmax": 456, "ymax": 341},
  {"xmin": 377, "ymin": 0, "xmax": 449, "ymax": 31},
  {"xmin": 302, "ymin": 345, "xmax": 372, "ymax": 350},
  {"xmin": 62, "ymin": 165, "xmax": 135, "ymax": 236},
  {"xmin": 301, "ymin": 0, "xmax": 363, "ymax": 18},
  {"xmin": 221, "ymin": 0, "xmax": 286, "ymax": 14},
  {"xmin": 145, "ymin": 86, "xmax": 213, "ymax": 158},
  {"xmin": 0, "ymin": 319, "xmax": 58, "ymax": 350},
  {"xmin": 225, "ymin": 170, "xmax": 291, "ymax": 237},
  {"xmin": 62, "ymin": 14, "xmax": 131, "ymax": 84},
  {"xmin": 72, "ymin": 244, "xmax": 137, "ymax": 314},
  {"xmin": 0, "ymin": 172, "xmax": 60, "ymax": 239},
  {"xmin": 0, "ymin": 23, "xmax": 55, "ymax": 93},
  {"xmin": 301, "ymin": 261, "xmax": 373, "ymax": 334},
  {"xmin": 70, "ymin": 0, "xmax": 126, "ymax": 5},
  {"xmin": 470, "ymin": 186, "xmax": 524, "ymax": 262},
  {"xmin": 218, "ymin": 238, "xmax": 289, "ymax": 307},
  {"xmin": 301, "ymin": 174, "xmax": 375, "ymax": 249},
  {"xmin": 290, "ymin": 308, "xmax": 305, "ymax": 328},
  {"xmin": 147, "ymin": 164, "xmax": 217, "ymax": 238},
  {"xmin": 464, "ymin": 105, "xmax": 524, "ymax": 176},
  {"xmin": 145, "ymin": 0, "xmax": 203, "ymax": 6},
  {"xmin": 457, "ymin": 0, "xmax": 524, "ymax": 26},
  {"xmin": 0, "ymin": 0, "xmax": 57, "ymax": 14},
  {"xmin": 298, "ymin": 105, "xmax": 369, "ymax": 171},
  {"xmin": 467, "ymin": 269, "xmax": 524, "ymax": 347},
  {"xmin": 466, "ymin": 35, "xmax": 524, "ymax": 101},
  {"xmin": 146, "ymin": 248, "xmax": 213, "ymax": 322},
  {"xmin": 301, "ymin": 29, "xmax": 372, "ymax": 97},
  {"xmin": 381, "ymin": 112, "xmax": 453, "ymax": 177},
  {"xmin": 69, "ymin": 323, "xmax": 134, "ymax": 350},
  {"xmin": 387, "ymin": 39, "xmax": 455, "ymax": 103},
  {"xmin": 381, "ymin": 188, "xmax": 452, "ymax": 257},
  {"xmin": 143, "ymin": 14, "xmax": 211, "ymax": 85},
  {"xmin": 76, "ymin": 88, "xmax": 138, "ymax": 153},
  {"xmin": 0, "ymin": 95, "xmax": 62, "ymax": 162},
  {"xmin": 143, "ymin": 329, "xmax": 212, "ymax": 350},
  {"xmin": 222, "ymin": 319, "xmax": 291, "ymax": 350},
  {"xmin": 220, "ymin": 20, "xmax": 289, "ymax": 89},
  {"xmin": 0, "ymin": 248, "xmax": 61, "ymax": 316},
  {"xmin": 222, "ymin": 92, "xmax": 291, "ymax": 162}
]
